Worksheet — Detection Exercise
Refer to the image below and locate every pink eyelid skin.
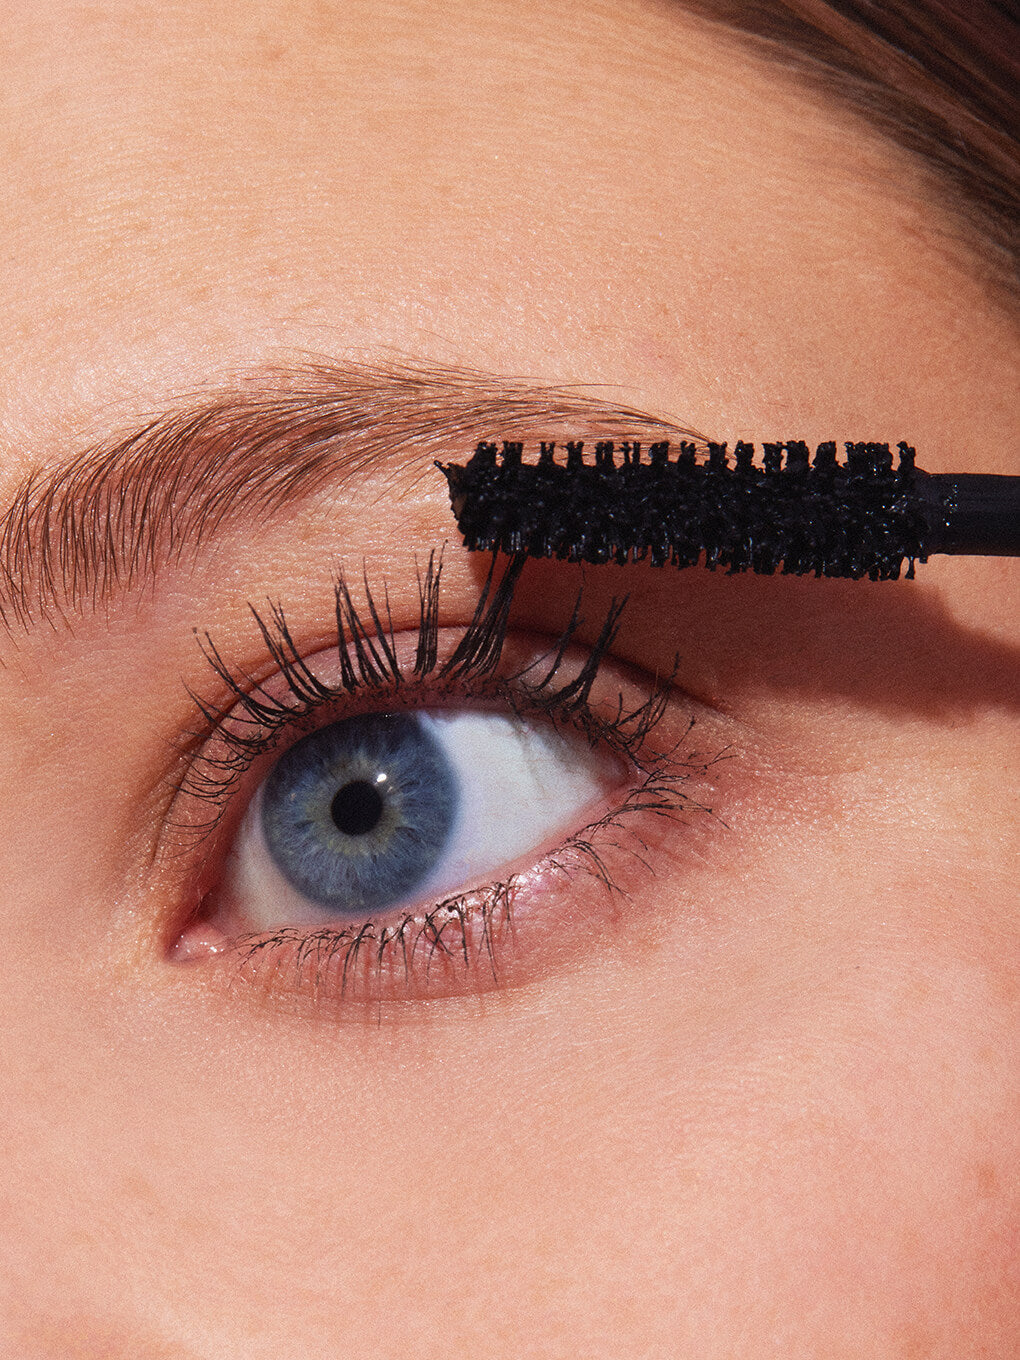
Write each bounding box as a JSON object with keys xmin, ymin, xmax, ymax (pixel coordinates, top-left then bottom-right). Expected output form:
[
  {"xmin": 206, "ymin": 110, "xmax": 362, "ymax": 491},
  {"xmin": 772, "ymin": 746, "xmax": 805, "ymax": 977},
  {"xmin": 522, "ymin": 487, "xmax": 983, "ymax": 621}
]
[{"xmin": 157, "ymin": 570, "xmax": 733, "ymax": 1017}]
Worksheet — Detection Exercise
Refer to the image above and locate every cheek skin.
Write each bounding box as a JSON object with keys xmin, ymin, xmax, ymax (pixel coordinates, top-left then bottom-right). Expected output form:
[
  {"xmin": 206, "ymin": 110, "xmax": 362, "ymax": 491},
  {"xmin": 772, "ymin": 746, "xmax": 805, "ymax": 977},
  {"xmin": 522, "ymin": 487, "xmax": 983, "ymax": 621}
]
[{"xmin": 2, "ymin": 736, "xmax": 1016, "ymax": 1356}]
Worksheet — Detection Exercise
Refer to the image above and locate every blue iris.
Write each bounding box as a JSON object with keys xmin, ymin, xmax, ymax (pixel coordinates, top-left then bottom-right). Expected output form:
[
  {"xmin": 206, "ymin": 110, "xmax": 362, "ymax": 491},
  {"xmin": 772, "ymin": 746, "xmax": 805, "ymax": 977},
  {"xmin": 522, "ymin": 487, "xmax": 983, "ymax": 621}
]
[{"xmin": 261, "ymin": 712, "xmax": 460, "ymax": 915}]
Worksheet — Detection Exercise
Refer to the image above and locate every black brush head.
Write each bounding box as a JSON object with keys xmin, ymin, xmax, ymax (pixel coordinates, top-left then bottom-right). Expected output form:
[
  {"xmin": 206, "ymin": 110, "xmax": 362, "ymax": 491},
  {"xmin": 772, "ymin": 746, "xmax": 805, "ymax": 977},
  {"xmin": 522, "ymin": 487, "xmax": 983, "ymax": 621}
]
[{"xmin": 439, "ymin": 438, "xmax": 934, "ymax": 580}]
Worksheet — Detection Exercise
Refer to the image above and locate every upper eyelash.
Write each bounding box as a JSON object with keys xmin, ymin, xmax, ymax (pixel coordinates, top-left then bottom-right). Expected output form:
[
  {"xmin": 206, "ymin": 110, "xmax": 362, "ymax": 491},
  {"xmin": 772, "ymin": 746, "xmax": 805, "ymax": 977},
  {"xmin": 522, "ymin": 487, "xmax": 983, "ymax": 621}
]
[{"xmin": 175, "ymin": 551, "xmax": 678, "ymax": 841}]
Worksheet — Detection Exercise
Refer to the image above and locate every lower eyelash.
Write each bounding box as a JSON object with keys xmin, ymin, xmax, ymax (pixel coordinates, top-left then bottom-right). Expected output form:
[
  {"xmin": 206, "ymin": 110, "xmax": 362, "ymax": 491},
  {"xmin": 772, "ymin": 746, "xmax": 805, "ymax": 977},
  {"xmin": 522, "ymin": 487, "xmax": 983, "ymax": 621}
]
[{"xmin": 218, "ymin": 749, "xmax": 716, "ymax": 1011}]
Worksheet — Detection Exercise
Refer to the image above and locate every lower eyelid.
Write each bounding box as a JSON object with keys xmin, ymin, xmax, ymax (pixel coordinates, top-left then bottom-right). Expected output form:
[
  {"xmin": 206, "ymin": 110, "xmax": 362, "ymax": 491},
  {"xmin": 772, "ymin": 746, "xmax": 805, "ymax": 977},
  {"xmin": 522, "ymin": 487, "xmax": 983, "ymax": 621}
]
[
  {"xmin": 158, "ymin": 581, "xmax": 736, "ymax": 1015},
  {"xmin": 167, "ymin": 728, "xmax": 726, "ymax": 1017}
]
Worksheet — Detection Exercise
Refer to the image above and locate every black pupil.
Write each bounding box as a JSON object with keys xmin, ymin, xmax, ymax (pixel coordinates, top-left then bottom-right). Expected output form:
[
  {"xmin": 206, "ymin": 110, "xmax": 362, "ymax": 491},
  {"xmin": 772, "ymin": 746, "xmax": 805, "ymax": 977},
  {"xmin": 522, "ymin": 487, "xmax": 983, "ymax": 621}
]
[{"xmin": 331, "ymin": 779, "xmax": 385, "ymax": 836}]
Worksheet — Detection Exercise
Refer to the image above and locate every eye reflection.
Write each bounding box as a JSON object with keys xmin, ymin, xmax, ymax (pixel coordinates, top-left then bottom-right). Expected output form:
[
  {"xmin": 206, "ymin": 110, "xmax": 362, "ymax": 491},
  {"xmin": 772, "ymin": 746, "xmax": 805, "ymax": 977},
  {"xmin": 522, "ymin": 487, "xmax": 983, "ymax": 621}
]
[{"xmin": 216, "ymin": 706, "xmax": 625, "ymax": 932}]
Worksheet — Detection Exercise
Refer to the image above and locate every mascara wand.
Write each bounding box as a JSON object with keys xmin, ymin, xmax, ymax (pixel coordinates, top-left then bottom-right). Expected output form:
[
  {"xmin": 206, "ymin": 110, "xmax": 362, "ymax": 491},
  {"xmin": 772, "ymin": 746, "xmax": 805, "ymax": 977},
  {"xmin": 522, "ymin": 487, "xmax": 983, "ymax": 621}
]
[{"xmin": 439, "ymin": 439, "xmax": 1020, "ymax": 580}]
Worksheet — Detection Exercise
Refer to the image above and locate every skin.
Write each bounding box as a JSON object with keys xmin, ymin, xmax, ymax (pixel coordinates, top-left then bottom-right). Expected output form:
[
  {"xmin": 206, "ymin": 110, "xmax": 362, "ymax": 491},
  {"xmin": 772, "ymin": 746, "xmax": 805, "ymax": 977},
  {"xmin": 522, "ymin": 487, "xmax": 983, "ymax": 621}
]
[{"xmin": 0, "ymin": 0, "xmax": 1017, "ymax": 1355}]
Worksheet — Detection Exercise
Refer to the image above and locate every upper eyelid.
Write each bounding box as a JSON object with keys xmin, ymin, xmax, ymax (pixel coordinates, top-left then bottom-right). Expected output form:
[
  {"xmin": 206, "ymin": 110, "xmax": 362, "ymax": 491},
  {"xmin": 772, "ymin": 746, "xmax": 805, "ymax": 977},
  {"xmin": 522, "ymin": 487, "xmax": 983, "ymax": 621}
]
[{"xmin": 166, "ymin": 562, "xmax": 673, "ymax": 853}]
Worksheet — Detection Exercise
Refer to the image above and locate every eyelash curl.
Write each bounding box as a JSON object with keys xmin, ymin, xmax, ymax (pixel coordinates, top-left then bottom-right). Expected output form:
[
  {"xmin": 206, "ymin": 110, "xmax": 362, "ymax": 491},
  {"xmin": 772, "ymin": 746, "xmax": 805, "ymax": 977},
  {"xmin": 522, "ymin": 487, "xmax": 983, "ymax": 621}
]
[{"xmin": 171, "ymin": 552, "xmax": 717, "ymax": 1008}]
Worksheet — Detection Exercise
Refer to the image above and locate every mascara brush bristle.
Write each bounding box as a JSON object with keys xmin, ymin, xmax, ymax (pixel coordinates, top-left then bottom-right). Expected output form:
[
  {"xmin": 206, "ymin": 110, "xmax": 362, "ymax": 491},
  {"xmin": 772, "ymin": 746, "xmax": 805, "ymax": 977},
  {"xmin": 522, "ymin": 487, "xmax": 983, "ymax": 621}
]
[{"xmin": 439, "ymin": 438, "xmax": 936, "ymax": 580}]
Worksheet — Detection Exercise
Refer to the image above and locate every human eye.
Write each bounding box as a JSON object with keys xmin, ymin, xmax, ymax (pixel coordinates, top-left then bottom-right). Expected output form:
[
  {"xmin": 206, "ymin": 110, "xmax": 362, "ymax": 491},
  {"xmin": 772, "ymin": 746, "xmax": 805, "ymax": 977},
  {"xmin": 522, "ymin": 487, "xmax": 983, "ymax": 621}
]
[
  {"xmin": 218, "ymin": 705, "xmax": 623, "ymax": 933},
  {"xmin": 161, "ymin": 554, "xmax": 722, "ymax": 1017}
]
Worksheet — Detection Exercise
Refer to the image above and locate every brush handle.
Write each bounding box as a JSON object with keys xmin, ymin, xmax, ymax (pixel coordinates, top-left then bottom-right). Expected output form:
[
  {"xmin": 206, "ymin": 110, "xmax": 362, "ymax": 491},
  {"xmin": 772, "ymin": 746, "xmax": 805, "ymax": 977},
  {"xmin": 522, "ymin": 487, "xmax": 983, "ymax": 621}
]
[{"xmin": 924, "ymin": 474, "xmax": 1020, "ymax": 556}]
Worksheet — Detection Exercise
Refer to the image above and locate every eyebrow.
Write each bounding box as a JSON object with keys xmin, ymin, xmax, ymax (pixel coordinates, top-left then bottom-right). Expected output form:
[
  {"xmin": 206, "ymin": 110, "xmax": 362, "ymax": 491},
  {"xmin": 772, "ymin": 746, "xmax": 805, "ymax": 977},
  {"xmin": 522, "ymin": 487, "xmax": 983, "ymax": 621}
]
[{"xmin": 0, "ymin": 357, "xmax": 693, "ymax": 635}]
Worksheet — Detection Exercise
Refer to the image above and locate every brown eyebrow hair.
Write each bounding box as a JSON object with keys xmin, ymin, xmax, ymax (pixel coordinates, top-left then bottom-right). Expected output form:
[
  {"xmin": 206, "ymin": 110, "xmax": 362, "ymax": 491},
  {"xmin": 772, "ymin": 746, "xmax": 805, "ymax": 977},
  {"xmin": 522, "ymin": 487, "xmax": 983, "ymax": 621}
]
[{"xmin": 0, "ymin": 357, "xmax": 693, "ymax": 635}]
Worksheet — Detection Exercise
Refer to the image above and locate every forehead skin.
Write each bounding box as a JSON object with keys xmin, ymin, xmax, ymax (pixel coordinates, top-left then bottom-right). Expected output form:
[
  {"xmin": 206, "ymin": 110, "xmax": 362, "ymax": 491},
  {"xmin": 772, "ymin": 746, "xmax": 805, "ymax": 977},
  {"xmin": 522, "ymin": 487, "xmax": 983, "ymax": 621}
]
[
  {"xmin": 1, "ymin": 0, "xmax": 1015, "ymax": 474},
  {"xmin": 0, "ymin": 1, "xmax": 1017, "ymax": 1357}
]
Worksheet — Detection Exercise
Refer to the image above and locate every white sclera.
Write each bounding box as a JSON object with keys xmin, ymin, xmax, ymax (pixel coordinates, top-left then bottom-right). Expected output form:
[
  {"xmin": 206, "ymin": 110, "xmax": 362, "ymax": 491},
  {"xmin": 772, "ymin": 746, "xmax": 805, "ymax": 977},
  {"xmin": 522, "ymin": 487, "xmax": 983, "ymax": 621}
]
[
  {"xmin": 413, "ymin": 710, "xmax": 623, "ymax": 898},
  {"xmin": 220, "ymin": 708, "xmax": 626, "ymax": 930}
]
